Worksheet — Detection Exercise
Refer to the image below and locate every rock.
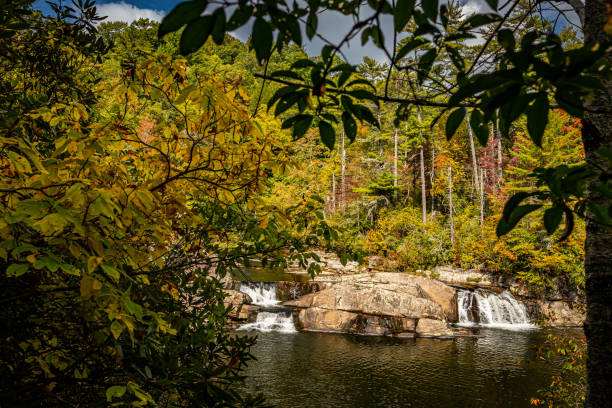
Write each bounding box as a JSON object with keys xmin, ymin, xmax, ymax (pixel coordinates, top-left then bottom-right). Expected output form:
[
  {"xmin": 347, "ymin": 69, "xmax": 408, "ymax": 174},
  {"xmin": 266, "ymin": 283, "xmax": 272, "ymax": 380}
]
[
  {"xmin": 223, "ymin": 289, "xmax": 254, "ymax": 320},
  {"xmin": 416, "ymin": 318, "xmax": 454, "ymax": 338},
  {"xmin": 537, "ymin": 301, "xmax": 585, "ymax": 327},
  {"xmin": 394, "ymin": 332, "xmax": 416, "ymax": 339},
  {"xmin": 237, "ymin": 304, "xmax": 260, "ymax": 321},
  {"xmin": 298, "ymin": 307, "xmax": 359, "ymax": 332},
  {"xmin": 282, "ymin": 292, "xmax": 315, "ymax": 308},
  {"xmin": 293, "ymin": 272, "xmax": 455, "ymax": 338},
  {"xmin": 276, "ymin": 281, "xmax": 325, "ymax": 301}
]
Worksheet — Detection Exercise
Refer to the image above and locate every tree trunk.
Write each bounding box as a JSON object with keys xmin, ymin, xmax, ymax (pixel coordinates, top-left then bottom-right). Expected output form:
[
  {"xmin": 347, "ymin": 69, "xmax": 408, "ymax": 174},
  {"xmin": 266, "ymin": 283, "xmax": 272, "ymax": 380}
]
[
  {"xmin": 417, "ymin": 107, "xmax": 426, "ymax": 224},
  {"xmin": 431, "ymin": 143, "xmax": 435, "ymax": 212},
  {"xmin": 394, "ymin": 127, "xmax": 398, "ymax": 204},
  {"xmin": 448, "ymin": 167, "xmax": 454, "ymax": 245},
  {"xmin": 466, "ymin": 108, "xmax": 483, "ymax": 226},
  {"xmin": 496, "ymin": 117, "xmax": 503, "ymax": 182},
  {"xmin": 341, "ymin": 130, "xmax": 346, "ymax": 211},
  {"xmin": 331, "ymin": 173, "xmax": 336, "ymax": 213},
  {"xmin": 583, "ymin": 0, "xmax": 612, "ymax": 405}
]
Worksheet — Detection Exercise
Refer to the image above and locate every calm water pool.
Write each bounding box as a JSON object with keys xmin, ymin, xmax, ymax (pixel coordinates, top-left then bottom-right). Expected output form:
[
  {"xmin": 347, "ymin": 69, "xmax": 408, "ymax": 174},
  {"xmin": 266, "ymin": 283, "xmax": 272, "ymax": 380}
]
[{"xmin": 237, "ymin": 328, "xmax": 578, "ymax": 407}]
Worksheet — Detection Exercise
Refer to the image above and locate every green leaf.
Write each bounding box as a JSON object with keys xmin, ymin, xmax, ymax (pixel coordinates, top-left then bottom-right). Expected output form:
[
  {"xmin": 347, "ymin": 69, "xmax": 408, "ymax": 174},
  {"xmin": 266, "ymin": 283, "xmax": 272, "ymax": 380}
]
[
  {"xmin": 306, "ymin": 12, "xmax": 318, "ymax": 40},
  {"xmin": 395, "ymin": 37, "xmax": 427, "ymax": 61},
  {"xmin": 226, "ymin": 6, "xmax": 252, "ymax": 30},
  {"xmin": 179, "ymin": 15, "xmax": 214, "ymax": 55},
  {"xmin": 544, "ymin": 207, "xmax": 563, "ymax": 235},
  {"xmin": 110, "ymin": 320, "xmax": 123, "ymax": 340},
  {"xmin": 394, "ymin": 0, "xmax": 415, "ymax": 31},
  {"xmin": 293, "ymin": 115, "xmax": 313, "ymax": 139},
  {"xmin": 7, "ymin": 263, "xmax": 29, "ymax": 277},
  {"xmin": 527, "ymin": 93, "xmax": 549, "ymax": 147},
  {"xmin": 485, "ymin": 0, "xmax": 499, "ymax": 10},
  {"xmin": 469, "ymin": 109, "xmax": 489, "ymax": 146},
  {"xmin": 252, "ymin": 18, "xmax": 273, "ymax": 64},
  {"xmin": 341, "ymin": 112, "xmax": 357, "ymax": 142},
  {"xmin": 106, "ymin": 385, "xmax": 127, "ymax": 402},
  {"xmin": 422, "ymin": 0, "xmax": 438, "ymax": 20},
  {"xmin": 211, "ymin": 8, "xmax": 226, "ymax": 45},
  {"xmin": 159, "ymin": 0, "xmax": 208, "ymax": 37},
  {"xmin": 445, "ymin": 108, "xmax": 465, "ymax": 140},
  {"xmin": 318, "ymin": 121, "xmax": 335, "ymax": 150},
  {"xmin": 497, "ymin": 28, "xmax": 515, "ymax": 51},
  {"xmin": 417, "ymin": 48, "xmax": 437, "ymax": 84},
  {"xmin": 497, "ymin": 204, "xmax": 542, "ymax": 236},
  {"xmin": 460, "ymin": 13, "xmax": 500, "ymax": 30}
]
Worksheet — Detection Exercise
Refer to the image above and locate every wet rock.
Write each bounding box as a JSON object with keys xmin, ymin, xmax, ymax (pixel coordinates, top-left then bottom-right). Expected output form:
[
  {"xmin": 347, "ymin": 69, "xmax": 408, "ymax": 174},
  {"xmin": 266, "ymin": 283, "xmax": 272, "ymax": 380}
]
[
  {"xmin": 298, "ymin": 307, "xmax": 359, "ymax": 332},
  {"xmin": 276, "ymin": 281, "xmax": 326, "ymax": 301},
  {"xmin": 282, "ymin": 292, "xmax": 315, "ymax": 308},
  {"xmin": 416, "ymin": 318, "xmax": 454, "ymax": 338}
]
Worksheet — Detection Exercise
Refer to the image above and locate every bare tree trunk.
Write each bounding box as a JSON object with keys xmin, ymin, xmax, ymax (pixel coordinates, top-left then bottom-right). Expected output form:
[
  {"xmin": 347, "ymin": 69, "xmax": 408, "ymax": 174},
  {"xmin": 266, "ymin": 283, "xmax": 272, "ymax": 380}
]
[
  {"xmin": 420, "ymin": 146, "xmax": 427, "ymax": 224},
  {"xmin": 496, "ymin": 117, "xmax": 503, "ymax": 182},
  {"xmin": 417, "ymin": 107, "xmax": 426, "ymax": 224},
  {"xmin": 480, "ymin": 167, "xmax": 485, "ymax": 227},
  {"xmin": 583, "ymin": 0, "xmax": 612, "ymax": 405},
  {"xmin": 394, "ymin": 127, "xmax": 398, "ymax": 204},
  {"xmin": 448, "ymin": 167, "xmax": 454, "ymax": 246},
  {"xmin": 431, "ymin": 143, "xmax": 435, "ymax": 212},
  {"xmin": 466, "ymin": 108, "xmax": 483, "ymax": 226},
  {"xmin": 341, "ymin": 130, "xmax": 346, "ymax": 211},
  {"xmin": 331, "ymin": 173, "xmax": 336, "ymax": 213}
]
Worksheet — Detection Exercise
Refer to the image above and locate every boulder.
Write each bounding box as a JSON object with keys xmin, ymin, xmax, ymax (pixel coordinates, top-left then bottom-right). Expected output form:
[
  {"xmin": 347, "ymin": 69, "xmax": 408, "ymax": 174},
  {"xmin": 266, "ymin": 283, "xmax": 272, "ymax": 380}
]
[
  {"xmin": 537, "ymin": 301, "xmax": 585, "ymax": 327},
  {"xmin": 299, "ymin": 307, "xmax": 359, "ymax": 332},
  {"xmin": 224, "ymin": 290, "xmax": 257, "ymax": 321},
  {"xmin": 292, "ymin": 272, "xmax": 456, "ymax": 338},
  {"xmin": 416, "ymin": 318, "xmax": 454, "ymax": 338},
  {"xmin": 276, "ymin": 281, "xmax": 326, "ymax": 301}
]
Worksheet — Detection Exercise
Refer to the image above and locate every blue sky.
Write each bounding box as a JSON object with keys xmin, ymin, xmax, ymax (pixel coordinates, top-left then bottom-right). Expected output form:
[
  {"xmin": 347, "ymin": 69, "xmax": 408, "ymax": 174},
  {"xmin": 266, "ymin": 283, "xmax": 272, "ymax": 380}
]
[{"xmin": 33, "ymin": 0, "xmax": 579, "ymax": 63}]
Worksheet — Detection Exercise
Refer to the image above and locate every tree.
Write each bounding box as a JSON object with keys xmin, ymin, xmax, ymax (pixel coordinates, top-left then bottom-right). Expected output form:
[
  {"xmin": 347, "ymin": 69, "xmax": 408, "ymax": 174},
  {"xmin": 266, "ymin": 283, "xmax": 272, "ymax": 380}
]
[{"xmin": 162, "ymin": 0, "xmax": 611, "ymax": 404}]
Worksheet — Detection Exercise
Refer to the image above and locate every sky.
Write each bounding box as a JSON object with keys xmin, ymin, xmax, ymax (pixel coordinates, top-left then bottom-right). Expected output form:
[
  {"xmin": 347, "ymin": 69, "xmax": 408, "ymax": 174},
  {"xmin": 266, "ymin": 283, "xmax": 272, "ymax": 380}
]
[{"xmin": 33, "ymin": 0, "xmax": 579, "ymax": 63}]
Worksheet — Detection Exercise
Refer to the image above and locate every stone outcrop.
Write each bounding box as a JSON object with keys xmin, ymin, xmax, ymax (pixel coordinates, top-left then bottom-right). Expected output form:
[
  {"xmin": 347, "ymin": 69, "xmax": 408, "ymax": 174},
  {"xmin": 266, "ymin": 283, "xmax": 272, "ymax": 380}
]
[
  {"xmin": 533, "ymin": 300, "xmax": 585, "ymax": 327},
  {"xmin": 289, "ymin": 272, "xmax": 457, "ymax": 338},
  {"xmin": 224, "ymin": 290, "xmax": 259, "ymax": 322}
]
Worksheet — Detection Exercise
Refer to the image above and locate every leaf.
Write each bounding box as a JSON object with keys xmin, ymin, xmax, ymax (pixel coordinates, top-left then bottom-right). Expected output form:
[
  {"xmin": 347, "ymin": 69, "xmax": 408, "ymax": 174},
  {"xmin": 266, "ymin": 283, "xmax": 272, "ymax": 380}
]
[
  {"xmin": 252, "ymin": 18, "xmax": 273, "ymax": 64},
  {"xmin": 497, "ymin": 29, "xmax": 515, "ymax": 51},
  {"xmin": 7, "ymin": 263, "xmax": 29, "ymax": 277},
  {"xmin": 395, "ymin": 37, "xmax": 428, "ymax": 61},
  {"xmin": 422, "ymin": 0, "xmax": 438, "ymax": 20},
  {"xmin": 306, "ymin": 12, "xmax": 318, "ymax": 40},
  {"xmin": 179, "ymin": 15, "xmax": 214, "ymax": 55},
  {"xmin": 106, "ymin": 385, "xmax": 127, "ymax": 402},
  {"xmin": 485, "ymin": 0, "xmax": 498, "ymax": 10},
  {"xmin": 544, "ymin": 207, "xmax": 563, "ymax": 235},
  {"xmin": 110, "ymin": 320, "xmax": 123, "ymax": 340},
  {"xmin": 159, "ymin": 0, "xmax": 208, "ymax": 37},
  {"xmin": 394, "ymin": 0, "xmax": 415, "ymax": 31},
  {"xmin": 527, "ymin": 93, "xmax": 549, "ymax": 147},
  {"xmin": 226, "ymin": 6, "xmax": 252, "ymax": 30},
  {"xmin": 445, "ymin": 108, "xmax": 465, "ymax": 140},
  {"xmin": 460, "ymin": 13, "xmax": 500, "ymax": 30},
  {"xmin": 497, "ymin": 204, "xmax": 542, "ymax": 236},
  {"xmin": 469, "ymin": 109, "xmax": 489, "ymax": 146},
  {"xmin": 417, "ymin": 48, "xmax": 436, "ymax": 84},
  {"xmin": 341, "ymin": 112, "xmax": 357, "ymax": 143},
  {"xmin": 101, "ymin": 263, "xmax": 120, "ymax": 282},
  {"xmin": 318, "ymin": 121, "xmax": 335, "ymax": 150},
  {"xmin": 293, "ymin": 115, "xmax": 313, "ymax": 139},
  {"xmin": 211, "ymin": 8, "xmax": 226, "ymax": 45}
]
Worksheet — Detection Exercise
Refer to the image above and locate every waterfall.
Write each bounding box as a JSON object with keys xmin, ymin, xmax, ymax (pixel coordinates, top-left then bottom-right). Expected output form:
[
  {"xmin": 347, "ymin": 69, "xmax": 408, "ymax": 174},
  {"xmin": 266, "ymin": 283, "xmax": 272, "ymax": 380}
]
[
  {"xmin": 237, "ymin": 282, "xmax": 297, "ymax": 333},
  {"xmin": 457, "ymin": 289, "xmax": 536, "ymax": 330},
  {"xmin": 239, "ymin": 282, "xmax": 280, "ymax": 307},
  {"xmin": 237, "ymin": 311, "xmax": 297, "ymax": 333}
]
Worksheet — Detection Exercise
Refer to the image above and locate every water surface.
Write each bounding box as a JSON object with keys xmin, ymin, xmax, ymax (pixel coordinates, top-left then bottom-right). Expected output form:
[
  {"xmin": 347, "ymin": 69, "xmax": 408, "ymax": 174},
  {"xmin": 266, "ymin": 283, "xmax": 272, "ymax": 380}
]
[{"xmin": 238, "ymin": 328, "xmax": 576, "ymax": 407}]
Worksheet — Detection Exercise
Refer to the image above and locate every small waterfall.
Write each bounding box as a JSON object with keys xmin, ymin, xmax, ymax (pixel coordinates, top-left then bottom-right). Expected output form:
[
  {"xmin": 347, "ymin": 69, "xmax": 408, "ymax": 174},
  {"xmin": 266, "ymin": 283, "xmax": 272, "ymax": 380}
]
[
  {"xmin": 457, "ymin": 289, "xmax": 536, "ymax": 330},
  {"xmin": 237, "ymin": 311, "xmax": 297, "ymax": 333},
  {"xmin": 239, "ymin": 282, "xmax": 280, "ymax": 307},
  {"xmin": 237, "ymin": 282, "xmax": 297, "ymax": 333}
]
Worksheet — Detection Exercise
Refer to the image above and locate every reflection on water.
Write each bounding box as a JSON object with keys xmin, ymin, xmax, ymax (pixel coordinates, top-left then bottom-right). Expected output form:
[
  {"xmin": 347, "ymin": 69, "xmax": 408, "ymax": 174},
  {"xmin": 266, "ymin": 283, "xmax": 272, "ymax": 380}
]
[{"xmin": 238, "ymin": 328, "xmax": 580, "ymax": 408}]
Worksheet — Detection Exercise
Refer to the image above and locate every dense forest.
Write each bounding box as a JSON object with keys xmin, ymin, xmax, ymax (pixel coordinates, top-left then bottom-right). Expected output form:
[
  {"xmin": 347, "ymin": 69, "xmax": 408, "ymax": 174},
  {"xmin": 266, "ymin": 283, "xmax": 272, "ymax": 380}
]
[{"xmin": 0, "ymin": 0, "xmax": 610, "ymax": 407}]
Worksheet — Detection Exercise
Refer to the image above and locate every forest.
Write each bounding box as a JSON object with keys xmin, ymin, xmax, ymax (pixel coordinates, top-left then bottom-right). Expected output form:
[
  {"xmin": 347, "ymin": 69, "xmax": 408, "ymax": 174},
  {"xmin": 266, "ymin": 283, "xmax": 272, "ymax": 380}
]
[{"xmin": 0, "ymin": 0, "xmax": 610, "ymax": 407}]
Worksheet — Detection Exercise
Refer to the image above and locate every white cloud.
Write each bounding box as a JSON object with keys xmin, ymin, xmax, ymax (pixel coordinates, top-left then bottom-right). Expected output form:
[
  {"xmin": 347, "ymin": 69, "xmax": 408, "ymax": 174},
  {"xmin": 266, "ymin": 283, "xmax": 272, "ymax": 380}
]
[{"xmin": 97, "ymin": 2, "xmax": 165, "ymax": 24}]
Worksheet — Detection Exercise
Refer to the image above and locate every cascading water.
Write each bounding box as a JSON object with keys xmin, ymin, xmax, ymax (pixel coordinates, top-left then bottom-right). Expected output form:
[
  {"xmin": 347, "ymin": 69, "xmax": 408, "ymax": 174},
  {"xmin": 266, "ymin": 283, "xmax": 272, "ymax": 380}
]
[
  {"xmin": 457, "ymin": 289, "xmax": 536, "ymax": 330},
  {"xmin": 237, "ymin": 311, "xmax": 297, "ymax": 333},
  {"xmin": 237, "ymin": 282, "xmax": 297, "ymax": 333},
  {"xmin": 239, "ymin": 282, "xmax": 280, "ymax": 307}
]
